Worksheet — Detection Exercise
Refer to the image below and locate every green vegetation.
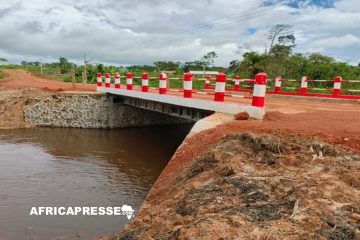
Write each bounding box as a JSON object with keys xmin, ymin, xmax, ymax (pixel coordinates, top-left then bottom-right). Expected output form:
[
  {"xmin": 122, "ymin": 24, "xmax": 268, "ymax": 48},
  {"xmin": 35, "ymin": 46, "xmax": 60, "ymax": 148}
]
[
  {"xmin": 18, "ymin": 52, "xmax": 226, "ymax": 88},
  {"xmin": 231, "ymin": 24, "xmax": 360, "ymax": 81},
  {"xmin": 227, "ymin": 24, "xmax": 360, "ymax": 94},
  {"xmin": 0, "ymin": 58, "xmax": 7, "ymax": 79},
  {"xmin": 21, "ymin": 58, "xmax": 76, "ymax": 82}
]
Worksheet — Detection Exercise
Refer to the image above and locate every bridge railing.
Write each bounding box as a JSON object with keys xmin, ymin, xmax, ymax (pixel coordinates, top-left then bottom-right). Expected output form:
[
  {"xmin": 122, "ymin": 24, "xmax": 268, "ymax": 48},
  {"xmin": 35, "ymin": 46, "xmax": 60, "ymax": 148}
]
[
  {"xmin": 266, "ymin": 76, "xmax": 360, "ymax": 99},
  {"xmin": 194, "ymin": 74, "xmax": 360, "ymax": 99},
  {"xmin": 96, "ymin": 71, "xmax": 268, "ymax": 117}
]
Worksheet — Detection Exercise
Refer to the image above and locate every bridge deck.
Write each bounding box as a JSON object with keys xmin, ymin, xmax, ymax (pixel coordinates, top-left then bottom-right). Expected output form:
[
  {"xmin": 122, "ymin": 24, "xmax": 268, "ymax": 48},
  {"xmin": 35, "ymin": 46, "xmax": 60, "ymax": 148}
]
[{"xmin": 97, "ymin": 87, "xmax": 265, "ymax": 119}]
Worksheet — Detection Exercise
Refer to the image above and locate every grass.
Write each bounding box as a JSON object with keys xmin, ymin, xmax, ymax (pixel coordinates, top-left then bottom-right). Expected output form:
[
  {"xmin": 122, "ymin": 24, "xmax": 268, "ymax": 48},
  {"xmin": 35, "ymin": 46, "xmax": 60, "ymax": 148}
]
[
  {"xmin": 26, "ymin": 66, "xmax": 76, "ymax": 82},
  {"xmin": 277, "ymin": 79, "xmax": 360, "ymax": 95},
  {"xmin": 0, "ymin": 64, "xmax": 22, "ymax": 69},
  {"xmin": 0, "ymin": 69, "xmax": 3, "ymax": 79}
]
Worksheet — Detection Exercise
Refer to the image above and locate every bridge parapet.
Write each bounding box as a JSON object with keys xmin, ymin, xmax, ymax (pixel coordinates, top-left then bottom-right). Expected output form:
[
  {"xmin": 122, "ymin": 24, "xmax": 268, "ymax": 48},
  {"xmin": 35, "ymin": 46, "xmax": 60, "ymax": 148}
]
[{"xmin": 97, "ymin": 72, "xmax": 267, "ymax": 120}]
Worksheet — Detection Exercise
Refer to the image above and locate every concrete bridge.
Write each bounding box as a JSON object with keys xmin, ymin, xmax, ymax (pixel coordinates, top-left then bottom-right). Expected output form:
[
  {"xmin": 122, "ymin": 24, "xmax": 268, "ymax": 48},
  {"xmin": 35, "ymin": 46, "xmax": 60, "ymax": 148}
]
[{"xmin": 96, "ymin": 72, "xmax": 267, "ymax": 120}]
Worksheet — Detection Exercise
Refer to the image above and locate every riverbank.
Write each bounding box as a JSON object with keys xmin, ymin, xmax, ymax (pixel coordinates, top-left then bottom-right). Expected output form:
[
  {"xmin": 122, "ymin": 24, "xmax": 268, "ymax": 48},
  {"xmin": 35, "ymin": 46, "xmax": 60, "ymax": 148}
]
[
  {"xmin": 0, "ymin": 69, "xmax": 95, "ymax": 129},
  {"xmin": 0, "ymin": 88, "xmax": 49, "ymax": 129},
  {"xmin": 114, "ymin": 109, "xmax": 360, "ymax": 239},
  {"xmin": 0, "ymin": 87, "xmax": 187, "ymax": 129}
]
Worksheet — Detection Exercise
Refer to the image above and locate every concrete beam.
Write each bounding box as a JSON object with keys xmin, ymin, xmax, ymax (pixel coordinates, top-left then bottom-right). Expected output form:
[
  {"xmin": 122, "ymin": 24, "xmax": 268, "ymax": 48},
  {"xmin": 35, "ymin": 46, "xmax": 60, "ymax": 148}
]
[{"xmin": 122, "ymin": 97, "xmax": 212, "ymax": 121}]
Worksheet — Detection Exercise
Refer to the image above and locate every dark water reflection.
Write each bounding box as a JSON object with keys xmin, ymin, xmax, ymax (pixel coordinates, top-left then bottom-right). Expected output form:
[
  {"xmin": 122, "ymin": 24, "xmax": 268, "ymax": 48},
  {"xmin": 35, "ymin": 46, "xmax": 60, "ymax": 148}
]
[{"xmin": 0, "ymin": 125, "xmax": 192, "ymax": 240}]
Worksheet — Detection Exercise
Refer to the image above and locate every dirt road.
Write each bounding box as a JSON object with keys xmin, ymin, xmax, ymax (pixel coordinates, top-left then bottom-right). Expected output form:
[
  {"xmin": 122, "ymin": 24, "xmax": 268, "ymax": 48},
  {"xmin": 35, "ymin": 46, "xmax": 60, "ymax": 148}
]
[{"xmin": 1, "ymin": 69, "xmax": 96, "ymax": 91}]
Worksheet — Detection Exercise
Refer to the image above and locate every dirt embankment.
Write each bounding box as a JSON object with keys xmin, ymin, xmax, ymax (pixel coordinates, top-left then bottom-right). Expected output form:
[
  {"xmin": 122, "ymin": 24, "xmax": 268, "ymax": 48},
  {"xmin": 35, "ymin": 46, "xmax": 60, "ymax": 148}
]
[
  {"xmin": 0, "ymin": 88, "xmax": 49, "ymax": 129},
  {"xmin": 0, "ymin": 69, "xmax": 97, "ymax": 129},
  {"xmin": 115, "ymin": 107, "xmax": 360, "ymax": 240},
  {"xmin": 118, "ymin": 133, "xmax": 360, "ymax": 240}
]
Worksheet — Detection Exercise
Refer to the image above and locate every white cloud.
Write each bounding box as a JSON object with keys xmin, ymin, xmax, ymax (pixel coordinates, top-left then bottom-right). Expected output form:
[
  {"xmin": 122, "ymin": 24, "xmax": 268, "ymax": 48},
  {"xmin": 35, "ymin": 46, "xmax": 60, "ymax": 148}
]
[
  {"xmin": 0, "ymin": 0, "xmax": 359, "ymax": 66},
  {"xmin": 311, "ymin": 34, "xmax": 360, "ymax": 48},
  {"xmin": 334, "ymin": 0, "xmax": 360, "ymax": 12}
]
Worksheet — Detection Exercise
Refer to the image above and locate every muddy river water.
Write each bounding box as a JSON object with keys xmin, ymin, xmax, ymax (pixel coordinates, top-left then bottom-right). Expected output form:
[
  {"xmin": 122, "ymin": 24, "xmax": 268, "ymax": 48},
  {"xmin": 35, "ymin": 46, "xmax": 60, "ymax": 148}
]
[{"xmin": 0, "ymin": 125, "xmax": 192, "ymax": 240}]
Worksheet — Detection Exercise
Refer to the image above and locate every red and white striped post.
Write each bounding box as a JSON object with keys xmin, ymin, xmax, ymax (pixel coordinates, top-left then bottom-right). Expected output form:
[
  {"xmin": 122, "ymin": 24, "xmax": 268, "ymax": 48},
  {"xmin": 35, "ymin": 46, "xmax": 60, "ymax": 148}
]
[
  {"xmin": 205, "ymin": 75, "xmax": 211, "ymax": 89},
  {"xmin": 126, "ymin": 72, "xmax": 133, "ymax": 90},
  {"xmin": 234, "ymin": 75, "xmax": 241, "ymax": 91},
  {"xmin": 142, "ymin": 72, "xmax": 149, "ymax": 92},
  {"xmin": 183, "ymin": 72, "xmax": 192, "ymax": 98},
  {"xmin": 159, "ymin": 72, "xmax": 167, "ymax": 94},
  {"xmin": 105, "ymin": 73, "xmax": 111, "ymax": 88},
  {"xmin": 274, "ymin": 76, "xmax": 282, "ymax": 93},
  {"xmin": 114, "ymin": 73, "xmax": 121, "ymax": 89},
  {"xmin": 214, "ymin": 73, "xmax": 226, "ymax": 102},
  {"xmin": 252, "ymin": 73, "xmax": 267, "ymax": 108},
  {"xmin": 333, "ymin": 76, "xmax": 342, "ymax": 96},
  {"xmin": 300, "ymin": 76, "xmax": 308, "ymax": 95},
  {"xmin": 97, "ymin": 73, "xmax": 103, "ymax": 87}
]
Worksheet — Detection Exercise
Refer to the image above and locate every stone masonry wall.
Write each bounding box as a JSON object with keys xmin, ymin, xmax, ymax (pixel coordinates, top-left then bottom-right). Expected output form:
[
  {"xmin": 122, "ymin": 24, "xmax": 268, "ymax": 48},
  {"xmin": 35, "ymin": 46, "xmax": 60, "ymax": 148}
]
[{"xmin": 24, "ymin": 93, "xmax": 187, "ymax": 128}]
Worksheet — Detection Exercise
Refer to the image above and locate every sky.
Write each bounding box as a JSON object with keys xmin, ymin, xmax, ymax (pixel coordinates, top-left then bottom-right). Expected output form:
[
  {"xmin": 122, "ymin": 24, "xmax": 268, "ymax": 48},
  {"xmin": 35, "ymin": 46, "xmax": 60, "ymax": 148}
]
[{"xmin": 0, "ymin": 0, "xmax": 359, "ymax": 67}]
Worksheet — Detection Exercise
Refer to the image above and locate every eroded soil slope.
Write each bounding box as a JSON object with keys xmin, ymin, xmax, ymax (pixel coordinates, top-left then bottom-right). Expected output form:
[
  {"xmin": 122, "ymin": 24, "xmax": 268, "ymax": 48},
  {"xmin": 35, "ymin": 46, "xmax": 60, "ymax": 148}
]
[
  {"xmin": 119, "ymin": 133, "xmax": 360, "ymax": 240},
  {"xmin": 0, "ymin": 88, "xmax": 49, "ymax": 129}
]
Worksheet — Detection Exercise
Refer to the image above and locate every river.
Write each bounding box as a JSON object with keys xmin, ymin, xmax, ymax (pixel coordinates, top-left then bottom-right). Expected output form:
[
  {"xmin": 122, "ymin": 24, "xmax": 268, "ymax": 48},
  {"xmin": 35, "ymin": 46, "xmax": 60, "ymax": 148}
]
[{"xmin": 0, "ymin": 125, "xmax": 192, "ymax": 240}]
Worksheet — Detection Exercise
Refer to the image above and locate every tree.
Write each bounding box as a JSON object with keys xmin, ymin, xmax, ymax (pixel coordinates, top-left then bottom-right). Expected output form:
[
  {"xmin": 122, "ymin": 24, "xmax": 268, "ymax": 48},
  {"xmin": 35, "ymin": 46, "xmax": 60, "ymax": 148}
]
[
  {"xmin": 59, "ymin": 57, "xmax": 69, "ymax": 74},
  {"xmin": 153, "ymin": 61, "xmax": 180, "ymax": 71},
  {"xmin": 278, "ymin": 34, "xmax": 296, "ymax": 47},
  {"xmin": 304, "ymin": 53, "xmax": 335, "ymax": 80},
  {"xmin": 228, "ymin": 60, "xmax": 240, "ymax": 73},
  {"xmin": 268, "ymin": 45, "xmax": 292, "ymax": 58},
  {"xmin": 234, "ymin": 24, "xmax": 296, "ymax": 76},
  {"xmin": 333, "ymin": 62, "xmax": 359, "ymax": 80},
  {"xmin": 97, "ymin": 64, "xmax": 104, "ymax": 73},
  {"xmin": 262, "ymin": 24, "xmax": 297, "ymax": 75},
  {"xmin": 265, "ymin": 45, "xmax": 293, "ymax": 77},
  {"xmin": 240, "ymin": 51, "xmax": 266, "ymax": 77},
  {"xmin": 198, "ymin": 51, "xmax": 218, "ymax": 70},
  {"xmin": 266, "ymin": 24, "xmax": 295, "ymax": 53},
  {"xmin": 181, "ymin": 62, "xmax": 192, "ymax": 72},
  {"xmin": 286, "ymin": 53, "xmax": 308, "ymax": 79},
  {"xmin": 307, "ymin": 53, "xmax": 334, "ymax": 65}
]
